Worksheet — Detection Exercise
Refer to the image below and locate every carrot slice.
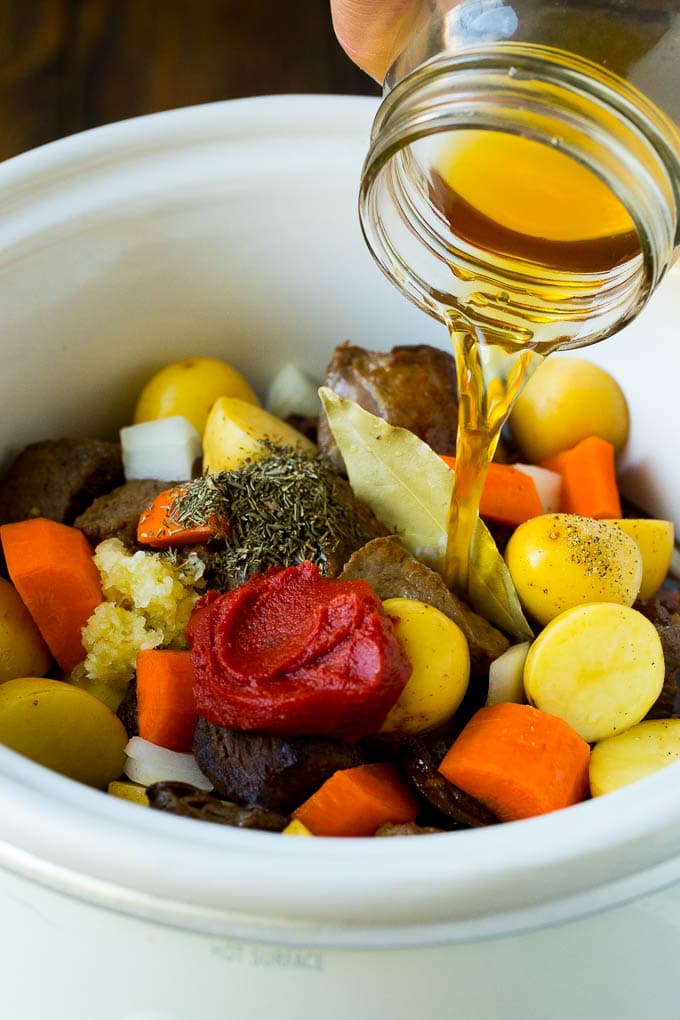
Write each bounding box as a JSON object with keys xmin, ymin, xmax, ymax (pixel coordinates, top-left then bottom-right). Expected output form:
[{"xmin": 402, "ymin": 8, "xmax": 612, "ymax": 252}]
[
  {"xmin": 439, "ymin": 702, "xmax": 590, "ymax": 821},
  {"xmin": 137, "ymin": 486, "xmax": 224, "ymax": 548},
  {"xmin": 136, "ymin": 649, "xmax": 197, "ymax": 752},
  {"xmin": 439, "ymin": 456, "xmax": 543, "ymax": 526},
  {"xmin": 292, "ymin": 762, "xmax": 419, "ymax": 836},
  {"xmin": 0, "ymin": 518, "xmax": 103, "ymax": 672},
  {"xmin": 541, "ymin": 435, "xmax": 621, "ymax": 519}
]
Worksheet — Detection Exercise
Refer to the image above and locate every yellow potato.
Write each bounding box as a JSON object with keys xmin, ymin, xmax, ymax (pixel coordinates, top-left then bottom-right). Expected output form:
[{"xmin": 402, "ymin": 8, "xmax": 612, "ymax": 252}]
[
  {"xmin": 0, "ymin": 578, "xmax": 51, "ymax": 684},
  {"xmin": 504, "ymin": 513, "xmax": 642, "ymax": 626},
  {"xmin": 0, "ymin": 677, "xmax": 127, "ymax": 788},
  {"xmin": 380, "ymin": 598, "xmax": 470, "ymax": 735},
  {"xmin": 133, "ymin": 357, "xmax": 260, "ymax": 435},
  {"xmin": 509, "ymin": 357, "xmax": 629, "ymax": 463},
  {"xmin": 589, "ymin": 719, "xmax": 680, "ymax": 796},
  {"xmin": 610, "ymin": 519, "xmax": 674, "ymax": 600},
  {"xmin": 203, "ymin": 396, "xmax": 317, "ymax": 473},
  {"xmin": 108, "ymin": 780, "xmax": 149, "ymax": 806},
  {"xmin": 523, "ymin": 603, "xmax": 664, "ymax": 743},
  {"xmin": 282, "ymin": 819, "xmax": 313, "ymax": 836}
]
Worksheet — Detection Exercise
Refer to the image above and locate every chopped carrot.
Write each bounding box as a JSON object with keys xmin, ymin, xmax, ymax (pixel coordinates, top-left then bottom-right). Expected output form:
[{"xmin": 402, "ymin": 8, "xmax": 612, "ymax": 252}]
[
  {"xmin": 136, "ymin": 649, "xmax": 197, "ymax": 752},
  {"xmin": 291, "ymin": 762, "xmax": 419, "ymax": 837},
  {"xmin": 438, "ymin": 702, "xmax": 590, "ymax": 821},
  {"xmin": 440, "ymin": 455, "xmax": 543, "ymax": 526},
  {"xmin": 137, "ymin": 486, "xmax": 225, "ymax": 548},
  {"xmin": 540, "ymin": 435, "xmax": 621, "ymax": 519},
  {"xmin": 0, "ymin": 518, "xmax": 103, "ymax": 673}
]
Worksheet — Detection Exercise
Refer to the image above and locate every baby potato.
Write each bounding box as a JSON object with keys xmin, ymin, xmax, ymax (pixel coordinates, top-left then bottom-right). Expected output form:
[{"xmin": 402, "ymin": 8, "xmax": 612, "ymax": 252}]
[
  {"xmin": 133, "ymin": 357, "xmax": 260, "ymax": 435},
  {"xmin": 203, "ymin": 396, "xmax": 317, "ymax": 473},
  {"xmin": 610, "ymin": 519, "xmax": 674, "ymax": 600},
  {"xmin": 0, "ymin": 578, "xmax": 51, "ymax": 684},
  {"xmin": 589, "ymin": 719, "xmax": 680, "ymax": 796},
  {"xmin": 509, "ymin": 357, "xmax": 629, "ymax": 464},
  {"xmin": 107, "ymin": 780, "xmax": 149, "ymax": 806},
  {"xmin": 504, "ymin": 513, "xmax": 642, "ymax": 626},
  {"xmin": 380, "ymin": 598, "xmax": 470, "ymax": 735},
  {"xmin": 0, "ymin": 677, "xmax": 127, "ymax": 788},
  {"xmin": 282, "ymin": 819, "xmax": 314, "ymax": 836},
  {"xmin": 523, "ymin": 603, "xmax": 664, "ymax": 743}
]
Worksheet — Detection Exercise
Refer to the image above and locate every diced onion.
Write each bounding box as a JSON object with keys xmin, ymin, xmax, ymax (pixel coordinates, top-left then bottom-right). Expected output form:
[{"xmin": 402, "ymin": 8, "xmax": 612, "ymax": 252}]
[
  {"xmin": 514, "ymin": 463, "xmax": 562, "ymax": 513},
  {"xmin": 486, "ymin": 642, "xmax": 531, "ymax": 706},
  {"xmin": 123, "ymin": 736, "xmax": 212, "ymax": 790},
  {"xmin": 266, "ymin": 363, "xmax": 321, "ymax": 420},
  {"xmin": 120, "ymin": 416, "xmax": 201, "ymax": 481}
]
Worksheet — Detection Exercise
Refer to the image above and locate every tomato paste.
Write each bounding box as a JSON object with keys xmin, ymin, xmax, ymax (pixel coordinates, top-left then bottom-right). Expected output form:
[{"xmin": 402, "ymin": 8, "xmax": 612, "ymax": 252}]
[{"xmin": 186, "ymin": 560, "xmax": 412, "ymax": 740}]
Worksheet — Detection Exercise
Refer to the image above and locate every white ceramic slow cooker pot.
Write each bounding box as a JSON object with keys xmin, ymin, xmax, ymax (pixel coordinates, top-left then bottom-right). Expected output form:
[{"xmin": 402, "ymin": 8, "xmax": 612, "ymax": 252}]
[{"xmin": 1, "ymin": 95, "xmax": 680, "ymax": 1020}]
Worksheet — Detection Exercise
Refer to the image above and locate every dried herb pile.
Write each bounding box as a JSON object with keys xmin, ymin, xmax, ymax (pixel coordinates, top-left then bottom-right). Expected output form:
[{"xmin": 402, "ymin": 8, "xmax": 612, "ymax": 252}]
[{"xmin": 171, "ymin": 444, "xmax": 374, "ymax": 588}]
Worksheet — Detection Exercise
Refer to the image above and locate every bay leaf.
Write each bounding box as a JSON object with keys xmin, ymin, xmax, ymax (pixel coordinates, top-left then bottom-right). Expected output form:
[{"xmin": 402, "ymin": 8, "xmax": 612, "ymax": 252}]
[
  {"xmin": 319, "ymin": 387, "xmax": 451, "ymax": 570},
  {"xmin": 469, "ymin": 522, "xmax": 534, "ymax": 641},
  {"xmin": 320, "ymin": 386, "xmax": 534, "ymax": 640}
]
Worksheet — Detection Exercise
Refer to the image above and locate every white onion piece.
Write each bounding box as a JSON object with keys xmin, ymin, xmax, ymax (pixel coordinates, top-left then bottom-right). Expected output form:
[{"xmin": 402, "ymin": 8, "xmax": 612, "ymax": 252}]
[
  {"xmin": 123, "ymin": 736, "xmax": 212, "ymax": 790},
  {"xmin": 514, "ymin": 463, "xmax": 562, "ymax": 513},
  {"xmin": 486, "ymin": 642, "xmax": 531, "ymax": 706},
  {"xmin": 120, "ymin": 416, "xmax": 201, "ymax": 481},
  {"xmin": 266, "ymin": 362, "xmax": 320, "ymax": 419}
]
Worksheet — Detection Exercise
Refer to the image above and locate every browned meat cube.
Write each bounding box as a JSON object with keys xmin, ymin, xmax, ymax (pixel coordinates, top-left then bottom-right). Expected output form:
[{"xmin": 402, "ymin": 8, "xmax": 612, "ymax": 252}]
[
  {"xmin": 318, "ymin": 342, "xmax": 458, "ymax": 471},
  {"xmin": 339, "ymin": 535, "xmax": 508, "ymax": 675},
  {"xmin": 395, "ymin": 733, "xmax": 498, "ymax": 829},
  {"xmin": 0, "ymin": 438, "xmax": 124, "ymax": 526},
  {"xmin": 324, "ymin": 476, "xmax": 390, "ymax": 576},
  {"xmin": 636, "ymin": 590, "xmax": 680, "ymax": 718},
  {"xmin": 193, "ymin": 720, "xmax": 365, "ymax": 815},
  {"xmin": 73, "ymin": 478, "xmax": 176, "ymax": 548},
  {"xmin": 146, "ymin": 782, "xmax": 288, "ymax": 832}
]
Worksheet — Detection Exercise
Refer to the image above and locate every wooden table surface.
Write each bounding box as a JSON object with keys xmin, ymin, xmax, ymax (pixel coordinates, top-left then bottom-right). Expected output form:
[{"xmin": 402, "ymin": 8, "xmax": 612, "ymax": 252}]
[{"xmin": 0, "ymin": 0, "xmax": 379, "ymax": 162}]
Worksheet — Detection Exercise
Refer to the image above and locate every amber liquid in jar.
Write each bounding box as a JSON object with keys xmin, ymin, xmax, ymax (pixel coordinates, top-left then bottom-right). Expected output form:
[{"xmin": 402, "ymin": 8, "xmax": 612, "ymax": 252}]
[{"xmin": 429, "ymin": 130, "xmax": 642, "ymax": 591}]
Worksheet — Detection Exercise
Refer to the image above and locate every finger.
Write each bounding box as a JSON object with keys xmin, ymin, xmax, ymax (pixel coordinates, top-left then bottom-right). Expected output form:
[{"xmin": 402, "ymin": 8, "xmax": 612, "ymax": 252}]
[{"xmin": 330, "ymin": 0, "xmax": 429, "ymax": 83}]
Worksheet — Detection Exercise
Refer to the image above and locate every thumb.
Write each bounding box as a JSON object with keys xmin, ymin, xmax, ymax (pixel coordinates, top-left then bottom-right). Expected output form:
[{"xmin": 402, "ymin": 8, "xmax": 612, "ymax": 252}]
[{"xmin": 330, "ymin": 0, "xmax": 430, "ymax": 83}]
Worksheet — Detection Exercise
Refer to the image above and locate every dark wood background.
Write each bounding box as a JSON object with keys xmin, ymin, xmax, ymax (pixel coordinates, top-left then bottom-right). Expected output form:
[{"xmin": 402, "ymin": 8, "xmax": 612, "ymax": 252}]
[{"xmin": 0, "ymin": 0, "xmax": 379, "ymax": 162}]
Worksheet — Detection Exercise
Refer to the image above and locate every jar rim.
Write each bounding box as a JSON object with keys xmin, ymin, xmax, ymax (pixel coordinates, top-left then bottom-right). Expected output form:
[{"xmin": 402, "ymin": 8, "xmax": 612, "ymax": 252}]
[{"xmin": 360, "ymin": 46, "xmax": 677, "ymax": 343}]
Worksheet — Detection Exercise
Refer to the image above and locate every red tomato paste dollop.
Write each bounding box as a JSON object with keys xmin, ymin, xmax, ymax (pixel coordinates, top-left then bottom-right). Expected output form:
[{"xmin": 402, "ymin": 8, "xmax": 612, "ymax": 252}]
[{"xmin": 186, "ymin": 560, "xmax": 412, "ymax": 741}]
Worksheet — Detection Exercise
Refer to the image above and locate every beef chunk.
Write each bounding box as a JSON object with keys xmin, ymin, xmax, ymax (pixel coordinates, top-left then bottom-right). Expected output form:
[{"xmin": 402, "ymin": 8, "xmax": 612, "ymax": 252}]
[
  {"xmin": 73, "ymin": 478, "xmax": 175, "ymax": 548},
  {"xmin": 340, "ymin": 536, "xmax": 508, "ymax": 674},
  {"xmin": 193, "ymin": 719, "xmax": 365, "ymax": 815},
  {"xmin": 0, "ymin": 438, "xmax": 124, "ymax": 526},
  {"xmin": 318, "ymin": 343, "xmax": 458, "ymax": 471},
  {"xmin": 146, "ymin": 781, "xmax": 288, "ymax": 832},
  {"xmin": 116, "ymin": 678, "xmax": 138, "ymax": 738},
  {"xmin": 365, "ymin": 724, "xmax": 497, "ymax": 830},
  {"xmin": 637, "ymin": 590, "xmax": 680, "ymax": 718},
  {"xmin": 397, "ymin": 735, "xmax": 498, "ymax": 829},
  {"xmin": 323, "ymin": 477, "xmax": 390, "ymax": 577}
]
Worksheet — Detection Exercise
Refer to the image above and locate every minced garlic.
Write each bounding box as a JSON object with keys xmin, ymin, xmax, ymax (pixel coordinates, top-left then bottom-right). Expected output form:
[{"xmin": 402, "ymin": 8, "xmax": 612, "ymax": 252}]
[{"xmin": 76, "ymin": 538, "xmax": 205, "ymax": 708}]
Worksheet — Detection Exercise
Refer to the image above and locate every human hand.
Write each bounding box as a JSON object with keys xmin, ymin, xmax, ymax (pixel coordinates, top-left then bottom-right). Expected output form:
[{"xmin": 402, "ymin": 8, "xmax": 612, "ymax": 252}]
[{"xmin": 330, "ymin": 0, "xmax": 431, "ymax": 83}]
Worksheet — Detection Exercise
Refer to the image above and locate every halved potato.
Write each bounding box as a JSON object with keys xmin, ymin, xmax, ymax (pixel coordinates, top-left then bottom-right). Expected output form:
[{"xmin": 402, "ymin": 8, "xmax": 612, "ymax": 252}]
[
  {"xmin": 203, "ymin": 397, "xmax": 316, "ymax": 473},
  {"xmin": 0, "ymin": 677, "xmax": 127, "ymax": 788},
  {"xmin": 380, "ymin": 598, "xmax": 470, "ymax": 735},
  {"xmin": 590, "ymin": 719, "xmax": 680, "ymax": 796}
]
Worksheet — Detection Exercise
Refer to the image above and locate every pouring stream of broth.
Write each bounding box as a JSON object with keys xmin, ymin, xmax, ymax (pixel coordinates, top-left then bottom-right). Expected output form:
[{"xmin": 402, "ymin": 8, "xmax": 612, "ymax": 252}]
[{"xmin": 431, "ymin": 130, "xmax": 641, "ymax": 592}]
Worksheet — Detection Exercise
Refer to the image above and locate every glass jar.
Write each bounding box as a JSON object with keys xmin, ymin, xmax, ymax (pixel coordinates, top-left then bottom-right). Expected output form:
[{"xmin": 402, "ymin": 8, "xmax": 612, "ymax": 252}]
[{"xmin": 359, "ymin": 0, "xmax": 680, "ymax": 352}]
